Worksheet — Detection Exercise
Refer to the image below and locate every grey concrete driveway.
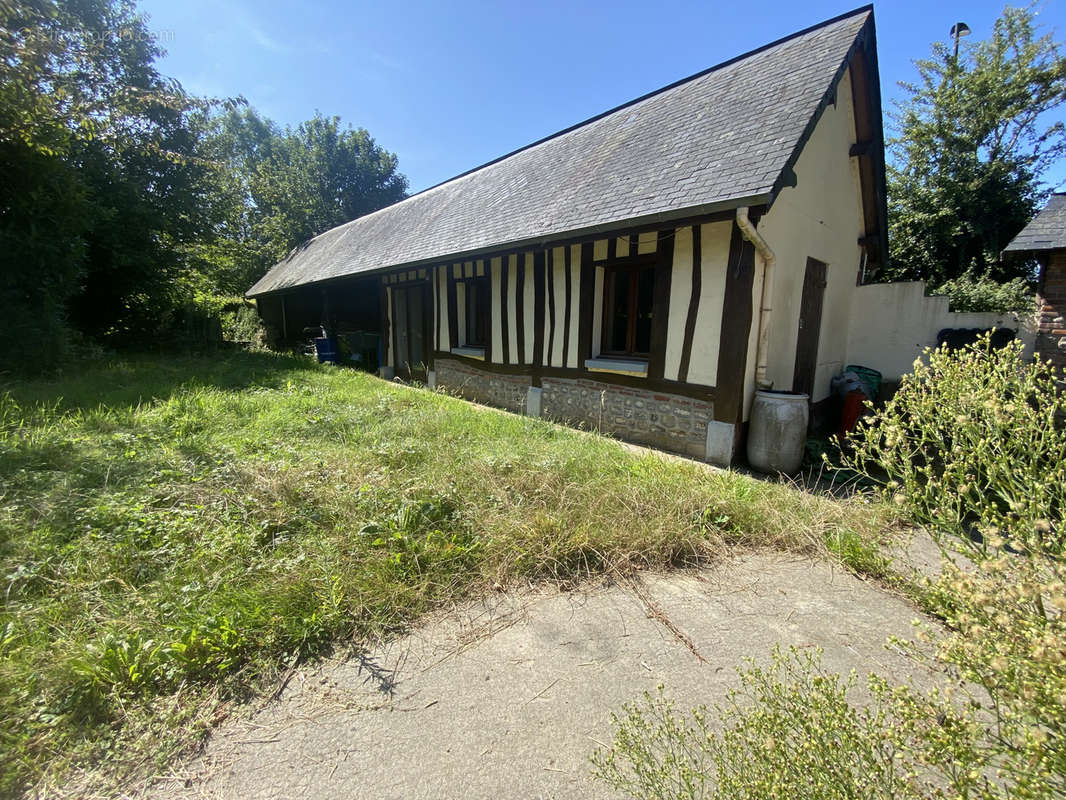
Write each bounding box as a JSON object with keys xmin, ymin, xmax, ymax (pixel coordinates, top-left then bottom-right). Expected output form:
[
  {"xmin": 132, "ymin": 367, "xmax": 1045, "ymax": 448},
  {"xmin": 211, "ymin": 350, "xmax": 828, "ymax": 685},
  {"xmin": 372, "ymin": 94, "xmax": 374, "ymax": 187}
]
[{"xmin": 153, "ymin": 553, "xmax": 934, "ymax": 800}]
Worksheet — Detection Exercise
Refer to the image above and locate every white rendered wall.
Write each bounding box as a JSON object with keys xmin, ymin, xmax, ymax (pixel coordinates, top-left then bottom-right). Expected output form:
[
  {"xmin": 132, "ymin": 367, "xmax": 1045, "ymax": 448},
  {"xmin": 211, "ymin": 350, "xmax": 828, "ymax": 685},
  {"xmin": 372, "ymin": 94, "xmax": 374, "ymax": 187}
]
[
  {"xmin": 757, "ymin": 66, "xmax": 866, "ymax": 403},
  {"xmin": 845, "ymin": 281, "xmax": 1035, "ymax": 380}
]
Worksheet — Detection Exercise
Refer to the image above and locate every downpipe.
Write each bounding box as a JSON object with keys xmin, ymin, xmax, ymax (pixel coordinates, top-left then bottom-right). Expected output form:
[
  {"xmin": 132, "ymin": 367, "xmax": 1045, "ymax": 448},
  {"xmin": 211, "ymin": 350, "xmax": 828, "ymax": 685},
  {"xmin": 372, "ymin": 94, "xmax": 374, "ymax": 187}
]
[{"xmin": 735, "ymin": 207, "xmax": 777, "ymax": 390}]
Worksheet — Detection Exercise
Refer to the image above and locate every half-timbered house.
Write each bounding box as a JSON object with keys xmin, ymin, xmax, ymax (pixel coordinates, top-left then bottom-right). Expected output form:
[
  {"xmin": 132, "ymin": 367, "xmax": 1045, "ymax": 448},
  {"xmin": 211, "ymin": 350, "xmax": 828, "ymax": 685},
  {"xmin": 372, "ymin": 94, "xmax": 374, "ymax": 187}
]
[{"xmin": 248, "ymin": 6, "xmax": 888, "ymax": 465}]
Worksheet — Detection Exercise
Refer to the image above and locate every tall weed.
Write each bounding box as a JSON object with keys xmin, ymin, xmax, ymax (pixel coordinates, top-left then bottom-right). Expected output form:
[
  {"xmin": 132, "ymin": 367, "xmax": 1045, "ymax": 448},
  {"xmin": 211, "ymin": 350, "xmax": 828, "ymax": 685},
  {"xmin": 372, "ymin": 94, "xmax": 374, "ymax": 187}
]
[{"xmin": 835, "ymin": 334, "xmax": 1064, "ymax": 555}]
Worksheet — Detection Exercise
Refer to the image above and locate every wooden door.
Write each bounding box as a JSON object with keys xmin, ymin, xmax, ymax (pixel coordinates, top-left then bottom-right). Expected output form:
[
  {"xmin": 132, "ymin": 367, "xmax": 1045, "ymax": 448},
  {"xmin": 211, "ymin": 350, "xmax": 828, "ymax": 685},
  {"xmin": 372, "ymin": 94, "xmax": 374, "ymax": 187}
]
[
  {"xmin": 792, "ymin": 258, "xmax": 827, "ymax": 398},
  {"xmin": 392, "ymin": 283, "xmax": 431, "ymax": 380}
]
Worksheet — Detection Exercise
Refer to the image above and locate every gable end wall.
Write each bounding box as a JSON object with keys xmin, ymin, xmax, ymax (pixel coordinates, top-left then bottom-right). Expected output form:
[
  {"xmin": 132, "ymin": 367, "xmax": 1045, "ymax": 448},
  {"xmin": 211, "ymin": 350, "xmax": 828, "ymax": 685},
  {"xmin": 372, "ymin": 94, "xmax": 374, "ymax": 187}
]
[{"xmin": 754, "ymin": 65, "xmax": 866, "ymax": 407}]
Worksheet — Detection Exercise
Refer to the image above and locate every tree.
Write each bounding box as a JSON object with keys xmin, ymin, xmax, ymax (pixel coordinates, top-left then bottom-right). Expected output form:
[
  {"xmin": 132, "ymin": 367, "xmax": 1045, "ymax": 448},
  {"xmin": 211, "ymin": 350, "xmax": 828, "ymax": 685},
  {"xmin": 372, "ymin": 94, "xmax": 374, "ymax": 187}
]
[
  {"xmin": 885, "ymin": 5, "xmax": 1066, "ymax": 286},
  {"xmin": 1, "ymin": 0, "xmax": 407, "ymax": 372},
  {"xmin": 187, "ymin": 109, "xmax": 409, "ymax": 295},
  {"xmin": 179, "ymin": 107, "xmax": 280, "ymax": 297},
  {"xmin": 0, "ymin": 0, "xmax": 225, "ymax": 367},
  {"xmin": 250, "ymin": 113, "xmax": 408, "ymax": 267}
]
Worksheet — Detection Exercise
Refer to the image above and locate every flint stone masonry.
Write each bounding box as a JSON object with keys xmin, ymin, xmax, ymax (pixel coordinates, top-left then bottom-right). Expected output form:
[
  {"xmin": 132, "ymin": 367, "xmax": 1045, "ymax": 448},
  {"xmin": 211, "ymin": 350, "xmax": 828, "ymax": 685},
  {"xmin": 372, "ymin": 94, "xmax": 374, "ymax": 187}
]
[
  {"xmin": 541, "ymin": 377, "xmax": 713, "ymax": 459},
  {"xmin": 435, "ymin": 358, "xmax": 531, "ymax": 414},
  {"xmin": 433, "ymin": 359, "xmax": 715, "ymax": 459}
]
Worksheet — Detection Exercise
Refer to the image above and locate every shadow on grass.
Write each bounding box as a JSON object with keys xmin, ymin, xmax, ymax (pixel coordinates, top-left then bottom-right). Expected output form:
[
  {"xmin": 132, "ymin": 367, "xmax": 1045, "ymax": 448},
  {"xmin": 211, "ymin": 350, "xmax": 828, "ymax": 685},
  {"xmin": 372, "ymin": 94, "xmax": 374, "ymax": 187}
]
[{"xmin": 1, "ymin": 349, "xmax": 326, "ymax": 414}]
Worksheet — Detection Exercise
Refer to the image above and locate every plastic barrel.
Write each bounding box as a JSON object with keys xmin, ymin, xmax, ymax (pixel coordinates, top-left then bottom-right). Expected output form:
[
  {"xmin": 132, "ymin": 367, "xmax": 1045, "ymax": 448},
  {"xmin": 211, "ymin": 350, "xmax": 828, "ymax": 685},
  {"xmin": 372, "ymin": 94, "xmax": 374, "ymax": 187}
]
[
  {"xmin": 314, "ymin": 337, "xmax": 338, "ymax": 364},
  {"xmin": 747, "ymin": 390, "xmax": 810, "ymax": 474}
]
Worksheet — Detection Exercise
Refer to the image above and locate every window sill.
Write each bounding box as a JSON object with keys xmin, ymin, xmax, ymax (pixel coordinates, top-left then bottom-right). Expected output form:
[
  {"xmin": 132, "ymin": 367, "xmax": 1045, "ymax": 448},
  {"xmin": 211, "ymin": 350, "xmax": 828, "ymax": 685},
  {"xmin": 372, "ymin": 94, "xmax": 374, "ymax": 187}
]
[
  {"xmin": 451, "ymin": 346, "xmax": 486, "ymax": 361},
  {"xmin": 585, "ymin": 357, "xmax": 648, "ymax": 377}
]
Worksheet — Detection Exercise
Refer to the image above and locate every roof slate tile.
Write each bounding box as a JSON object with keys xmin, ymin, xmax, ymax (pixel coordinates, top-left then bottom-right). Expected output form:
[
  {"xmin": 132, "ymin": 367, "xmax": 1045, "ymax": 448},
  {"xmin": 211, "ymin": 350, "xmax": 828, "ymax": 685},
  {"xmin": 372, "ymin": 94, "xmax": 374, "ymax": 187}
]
[
  {"xmin": 248, "ymin": 8, "xmax": 871, "ymax": 296},
  {"xmin": 1003, "ymin": 194, "xmax": 1066, "ymax": 253}
]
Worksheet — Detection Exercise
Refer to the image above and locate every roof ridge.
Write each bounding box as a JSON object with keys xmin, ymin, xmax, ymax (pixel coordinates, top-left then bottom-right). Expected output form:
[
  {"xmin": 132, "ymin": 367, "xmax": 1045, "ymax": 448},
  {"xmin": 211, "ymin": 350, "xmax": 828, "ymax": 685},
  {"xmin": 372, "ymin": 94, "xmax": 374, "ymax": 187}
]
[{"xmin": 286, "ymin": 4, "xmax": 873, "ymax": 255}]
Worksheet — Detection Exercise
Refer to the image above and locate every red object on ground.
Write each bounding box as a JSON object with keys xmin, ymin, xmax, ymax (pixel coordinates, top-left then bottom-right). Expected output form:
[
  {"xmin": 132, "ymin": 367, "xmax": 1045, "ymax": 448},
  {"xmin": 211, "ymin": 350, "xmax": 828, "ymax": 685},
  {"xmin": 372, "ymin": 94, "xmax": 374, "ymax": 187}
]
[{"xmin": 839, "ymin": 389, "xmax": 867, "ymax": 436}]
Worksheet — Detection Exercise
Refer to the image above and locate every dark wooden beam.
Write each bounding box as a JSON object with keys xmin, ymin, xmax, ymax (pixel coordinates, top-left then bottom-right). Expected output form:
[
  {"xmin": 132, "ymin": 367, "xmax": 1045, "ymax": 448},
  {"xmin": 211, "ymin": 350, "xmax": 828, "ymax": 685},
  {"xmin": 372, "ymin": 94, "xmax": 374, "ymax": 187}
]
[
  {"xmin": 446, "ymin": 266, "xmax": 458, "ymax": 350},
  {"xmin": 562, "ymin": 245, "xmax": 572, "ymax": 367},
  {"xmin": 849, "ymin": 140, "xmax": 875, "ymax": 157},
  {"xmin": 647, "ymin": 229, "xmax": 673, "ymax": 381},
  {"xmin": 715, "ymin": 221, "xmax": 757, "ymax": 424},
  {"xmin": 515, "ymin": 255, "xmax": 526, "ymax": 365},
  {"xmin": 532, "ymin": 250, "xmax": 546, "ymax": 373},
  {"xmin": 677, "ymin": 224, "xmax": 702, "ymax": 383},
  {"xmin": 500, "ymin": 256, "xmax": 510, "ymax": 365},
  {"xmin": 849, "ymin": 32, "xmax": 889, "ymax": 278},
  {"xmin": 577, "ymin": 242, "xmax": 595, "ymax": 370},
  {"xmin": 546, "ymin": 248, "xmax": 556, "ymax": 367},
  {"xmin": 431, "ymin": 266, "xmax": 439, "ymax": 351}
]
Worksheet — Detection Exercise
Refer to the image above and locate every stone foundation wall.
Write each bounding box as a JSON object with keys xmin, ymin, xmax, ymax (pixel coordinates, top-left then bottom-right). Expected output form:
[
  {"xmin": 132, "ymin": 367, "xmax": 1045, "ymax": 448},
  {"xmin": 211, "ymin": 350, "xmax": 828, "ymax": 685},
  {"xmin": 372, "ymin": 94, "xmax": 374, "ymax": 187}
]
[
  {"xmin": 435, "ymin": 358, "xmax": 531, "ymax": 414},
  {"xmin": 541, "ymin": 377, "xmax": 713, "ymax": 459},
  {"xmin": 433, "ymin": 358, "xmax": 716, "ymax": 459}
]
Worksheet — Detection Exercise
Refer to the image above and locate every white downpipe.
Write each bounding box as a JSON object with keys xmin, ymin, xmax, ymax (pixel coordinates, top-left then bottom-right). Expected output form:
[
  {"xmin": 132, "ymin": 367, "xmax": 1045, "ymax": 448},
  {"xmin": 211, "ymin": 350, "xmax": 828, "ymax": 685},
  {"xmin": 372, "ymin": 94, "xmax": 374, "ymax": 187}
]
[{"xmin": 735, "ymin": 207, "xmax": 777, "ymax": 390}]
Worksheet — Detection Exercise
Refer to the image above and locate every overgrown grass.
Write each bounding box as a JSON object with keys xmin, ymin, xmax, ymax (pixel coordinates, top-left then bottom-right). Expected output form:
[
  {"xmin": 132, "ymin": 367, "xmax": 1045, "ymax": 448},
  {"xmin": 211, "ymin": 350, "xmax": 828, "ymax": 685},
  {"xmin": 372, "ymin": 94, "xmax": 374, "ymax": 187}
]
[{"xmin": 0, "ymin": 352, "xmax": 888, "ymax": 797}]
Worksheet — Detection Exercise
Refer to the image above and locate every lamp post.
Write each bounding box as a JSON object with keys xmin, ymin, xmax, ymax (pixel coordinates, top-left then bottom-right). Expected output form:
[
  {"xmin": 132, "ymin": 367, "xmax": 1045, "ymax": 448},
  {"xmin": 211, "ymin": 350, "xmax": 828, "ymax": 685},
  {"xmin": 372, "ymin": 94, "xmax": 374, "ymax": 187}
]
[{"xmin": 950, "ymin": 22, "xmax": 971, "ymax": 63}]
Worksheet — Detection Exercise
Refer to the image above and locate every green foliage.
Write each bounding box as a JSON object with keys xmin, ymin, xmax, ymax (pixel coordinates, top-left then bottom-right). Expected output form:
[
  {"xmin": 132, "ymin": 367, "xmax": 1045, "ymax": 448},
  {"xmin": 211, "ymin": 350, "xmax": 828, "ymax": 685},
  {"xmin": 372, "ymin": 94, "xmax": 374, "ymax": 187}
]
[
  {"xmin": 220, "ymin": 302, "xmax": 266, "ymax": 346},
  {"xmin": 823, "ymin": 527, "xmax": 891, "ymax": 579},
  {"xmin": 0, "ymin": 352, "xmax": 877, "ymax": 795},
  {"xmin": 594, "ymin": 627, "xmax": 1064, "ymax": 800},
  {"xmin": 594, "ymin": 334, "xmax": 1065, "ymax": 800},
  {"xmin": 836, "ymin": 334, "xmax": 1064, "ymax": 555},
  {"xmin": 886, "ymin": 5, "xmax": 1066, "ymax": 285},
  {"xmin": 0, "ymin": 0, "xmax": 230, "ymax": 366},
  {"xmin": 0, "ymin": 140, "xmax": 90, "ymax": 373},
  {"xmin": 358, "ymin": 498, "xmax": 481, "ymax": 580},
  {"xmin": 931, "ymin": 273, "xmax": 1036, "ymax": 313},
  {"xmin": 187, "ymin": 108, "xmax": 409, "ymax": 293},
  {"xmin": 250, "ymin": 113, "xmax": 408, "ymax": 267},
  {"xmin": 592, "ymin": 649, "xmax": 930, "ymax": 800},
  {"xmin": 0, "ymin": 2, "xmax": 407, "ymax": 373},
  {"xmin": 900, "ymin": 554, "xmax": 1066, "ymax": 798}
]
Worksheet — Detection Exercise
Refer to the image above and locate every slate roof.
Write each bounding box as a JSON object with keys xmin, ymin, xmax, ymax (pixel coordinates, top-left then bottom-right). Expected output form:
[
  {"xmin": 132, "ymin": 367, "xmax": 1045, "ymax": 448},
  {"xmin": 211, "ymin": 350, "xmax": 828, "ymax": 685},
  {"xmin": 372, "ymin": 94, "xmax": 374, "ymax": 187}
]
[
  {"xmin": 1003, "ymin": 193, "xmax": 1066, "ymax": 253},
  {"xmin": 248, "ymin": 6, "xmax": 874, "ymax": 297}
]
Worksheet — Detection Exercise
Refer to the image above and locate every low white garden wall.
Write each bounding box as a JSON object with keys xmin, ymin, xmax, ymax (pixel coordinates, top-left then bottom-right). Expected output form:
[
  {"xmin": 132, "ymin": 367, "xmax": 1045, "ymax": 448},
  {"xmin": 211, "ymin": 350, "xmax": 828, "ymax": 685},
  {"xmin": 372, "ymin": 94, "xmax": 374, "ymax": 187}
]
[{"xmin": 845, "ymin": 281, "xmax": 1035, "ymax": 381}]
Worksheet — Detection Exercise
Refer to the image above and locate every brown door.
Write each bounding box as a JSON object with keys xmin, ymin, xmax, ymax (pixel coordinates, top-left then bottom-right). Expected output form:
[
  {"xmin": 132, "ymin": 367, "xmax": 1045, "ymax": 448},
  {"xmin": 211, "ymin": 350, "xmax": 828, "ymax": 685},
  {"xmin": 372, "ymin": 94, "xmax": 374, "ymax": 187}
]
[
  {"xmin": 792, "ymin": 258, "xmax": 827, "ymax": 397},
  {"xmin": 392, "ymin": 283, "xmax": 431, "ymax": 381}
]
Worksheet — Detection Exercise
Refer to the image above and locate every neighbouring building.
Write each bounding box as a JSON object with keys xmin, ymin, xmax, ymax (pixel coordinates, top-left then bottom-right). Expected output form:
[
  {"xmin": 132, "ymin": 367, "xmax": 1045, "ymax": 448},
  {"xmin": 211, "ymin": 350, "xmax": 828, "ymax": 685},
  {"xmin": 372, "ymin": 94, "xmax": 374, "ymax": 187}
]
[
  {"xmin": 1003, "ymin": 192, "xmax": 1066, "ymax": 373},
  {"xmin": 248, "ymin": 6, "xmax": 890, "ymax": 465}
]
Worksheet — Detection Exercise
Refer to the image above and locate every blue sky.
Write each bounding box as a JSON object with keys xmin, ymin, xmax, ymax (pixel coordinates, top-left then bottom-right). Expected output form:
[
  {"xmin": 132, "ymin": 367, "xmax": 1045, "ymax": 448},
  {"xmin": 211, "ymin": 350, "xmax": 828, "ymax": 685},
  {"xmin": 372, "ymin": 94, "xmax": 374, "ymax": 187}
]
[{"xmin": 138, "ymin": 0, "xmax": 1066, "ymax": 193}]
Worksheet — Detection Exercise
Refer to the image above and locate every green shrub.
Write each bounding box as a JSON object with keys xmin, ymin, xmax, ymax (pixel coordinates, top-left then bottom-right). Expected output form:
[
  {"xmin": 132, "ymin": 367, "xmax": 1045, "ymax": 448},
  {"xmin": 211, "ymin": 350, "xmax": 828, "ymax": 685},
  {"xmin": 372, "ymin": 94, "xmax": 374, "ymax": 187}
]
[
  {"xmin": 931, "ymin": 274, "xmax": 1036, "ymax": 314},
  {"xmin": 901, "ymin": 553, "xmax": 1066, "ymax": 798},
  {"xmin": 835, "ymin": 334, "xmax": 1064, "ymax": 555},
  {"xmin": 594, "ymin": 595, "xmax": 1066, "ymax": 800},
  {"xmin": 221, "ymin": 302, "xmax": 266, "ymax": 346},
  {"xmin": 593, "ymin": 647, "xmax": 931, "ymax": 800}
]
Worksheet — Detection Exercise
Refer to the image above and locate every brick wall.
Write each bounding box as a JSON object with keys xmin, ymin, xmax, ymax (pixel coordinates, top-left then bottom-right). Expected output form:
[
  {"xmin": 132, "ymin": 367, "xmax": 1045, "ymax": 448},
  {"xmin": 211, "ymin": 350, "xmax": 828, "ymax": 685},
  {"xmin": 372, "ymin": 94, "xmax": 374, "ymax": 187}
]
[
  {"xmin": 541, "ymin": 377, "xmax": 713, "ymax": 459},
  {"xmin": 435, "ymin": 358, "xmax": 531, "ymax": 414},
  {"xmin": 1038, "ymin": 252, "xmax": 1066, "ymax": 372}
]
